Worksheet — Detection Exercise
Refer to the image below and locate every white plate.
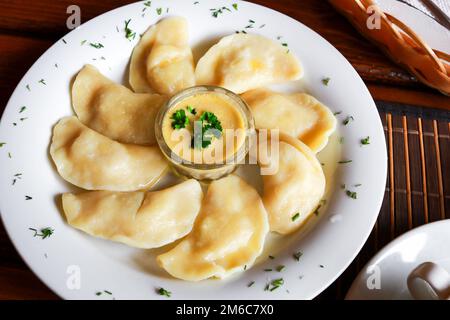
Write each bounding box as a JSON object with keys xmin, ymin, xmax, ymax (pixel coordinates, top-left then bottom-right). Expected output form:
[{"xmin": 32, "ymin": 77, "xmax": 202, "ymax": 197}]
[
  {"xmin": 346, "ymin": 219, "xmax": 450, "ymax": 300},
  {"xmin": 0, "ymin": 0, "xmax": 387, "ymax": 300}
]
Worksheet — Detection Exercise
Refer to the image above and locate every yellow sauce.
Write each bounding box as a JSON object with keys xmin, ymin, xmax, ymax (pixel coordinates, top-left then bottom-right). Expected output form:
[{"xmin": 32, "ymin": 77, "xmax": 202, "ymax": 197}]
[{"xmin": 162, "ymin": 92, "xmax": 247, "ymax": 164}]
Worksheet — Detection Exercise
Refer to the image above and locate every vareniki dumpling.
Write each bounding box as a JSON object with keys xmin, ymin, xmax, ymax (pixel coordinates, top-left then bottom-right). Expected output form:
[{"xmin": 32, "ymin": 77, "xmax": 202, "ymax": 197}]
[
  {"xmin": 195, "ymin": 34, "xmax": 302, "ymax": 94},
  {"xmin": 72, "ymin": 65, "xmax": 167, "ymax": 145},
  {"xmin": 129, "ymin": 17, "xmax": 195, "ymax": 95},
  {"xmin": 242, "ymin": 89, "xmax": 336, "ymax": 153},
  {"xmin": 260, "ymin": 133, "xmax": 325, "ymax": 234},
  {"xmin": 50, "ymin": 116, "xmax": 167, "ymax": 191},
  {"xmin": 157, "ymin": 175, "xmax": 269, "ymax": 281},
  {"xmin": 62, "ymin": 180, "xmax": 203, "ymax": 249}
]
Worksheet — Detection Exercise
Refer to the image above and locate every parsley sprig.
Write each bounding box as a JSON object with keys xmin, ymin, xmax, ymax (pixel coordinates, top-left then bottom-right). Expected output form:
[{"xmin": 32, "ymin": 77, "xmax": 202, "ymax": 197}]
[
  {"xmin": 29, "ymin": 227, "xmax": 54, "ymax": 239},
  {"xmin": 170, "ymin": 109, "xmax": 190, "ymax": 130}
]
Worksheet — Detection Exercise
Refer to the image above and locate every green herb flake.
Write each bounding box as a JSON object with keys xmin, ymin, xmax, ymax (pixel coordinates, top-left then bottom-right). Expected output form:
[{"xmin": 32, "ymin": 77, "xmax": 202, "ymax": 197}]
[
  {"xmin": 25, "ymin": 196, "xmax": 32, "ymax": 200},
  {"xmin": 62, "ymin": 39, "xmax": 67, "ymax": 44},
  {"xmin": 264, "ymin": 268, "xmax": 273, "ymax": 272},
  {"xmin": 343, "ymin": 116, "xmax": 354, "ymax": 126},
  {"xmin": 29, "ymin": 227, "xmax": 54, "ymax": 239},
  {"xmin": 276, "ymin": 265, "xmax": 285, "ymax": 272},
  {"xmin": 338, "ymin": 160, "xmax": 352, "ymax": 164},
  {"xmin": 157, "ymin": 287, "xmax": 171, "ymax": 298},
  {"xmin": 194, "ymin": 1, "xmax": 199, "ymax": 4},
  {"xmin": 144, "ymin": 0, "xmax": 151, "ymax": 6},
  {"xmin": 81, "ymin": 40, "xmax": 87, "ymax": 46},
  {"xmin": 26, "ymin": 84, "xmax": 31, "ymax": 91},
  {"xmin": 232, "ymin": 3, "xmax": 238, "ymax": 10},
  {"xmin": 8, "ymin": 152, "xmax": 12, "ymax": 158},
  {"xmin": 89, "ymin": 42, "xmax": 104, "ymax": 49},
  {"xmin": 0, "ymin": 142, "xmax": 6, "ymax": 148},
  {"xmin": 156, "ymin": 7, "xmax": 162, "ymax": 15},
  {"xmin": 211, "ymin": 6, "xmax": 231, "ymax": 18},
  {"xmin": 354, "ymin": 183, "xmax": 362, "ymax": 187},
  {"xmin": 186, "ymin": 105, "xmax": 197, "ymax": 115},
  {"xmin": 334, "ymin": 111, "xmax": 342, "ymax": 116},
  {"xmin": 124, "ymin": 19, "xmax": 136, "ymax": 41},
  {"xmin": 38, "ymin": 79, "xmax": 46, "ymax": 85},
  {"xmin": 268, "ymin": 255, "xmax": 275, "ymax": 260},
  {"xmin": 361, "ymin": 136, "xmax": 370, "ymax": 145},
  {"xmin": 293, "ymin": 251, "xmax": 303, "ymax": 261},
  {"xmin": 170, "ymin": 109, "xmax": 189, "ymax": 130},
  {"xmin": 104, "ymin": 290, "xmax": 112, "ymax": 295},
  {"xmin": 322, "ymin": 77, "xmax": 331, "ymax": 86},
  {"xmin": 346, "ymin": 190, "xmax": 357, "ymax": 199},
  {"xmin": 268, "ymin": 278, "xmax": 284, "ymax": 291},
  {"xmin": 291, "ymin": 212, "xmax": 300, "ymax": 222},
  {"xmin": 96, "ymin": 292, "xmax": 102, "ymax": 296},
  {"xmin": 247, "ymin": 281, "xmax": 255, "ymax": 287}
]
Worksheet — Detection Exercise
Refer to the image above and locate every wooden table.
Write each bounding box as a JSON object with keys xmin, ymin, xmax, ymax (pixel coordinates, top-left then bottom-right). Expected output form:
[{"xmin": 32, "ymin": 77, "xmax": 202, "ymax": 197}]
[{"xmin": 0, "ymin": 0, "xmax": 448, "ymax": 300}]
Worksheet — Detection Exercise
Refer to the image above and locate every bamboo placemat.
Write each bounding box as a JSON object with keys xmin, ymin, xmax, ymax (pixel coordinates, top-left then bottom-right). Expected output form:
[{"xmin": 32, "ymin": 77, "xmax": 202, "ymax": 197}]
[{"xmin": 318, "ymin": 100, "xmax": 450, "ymax": 299}]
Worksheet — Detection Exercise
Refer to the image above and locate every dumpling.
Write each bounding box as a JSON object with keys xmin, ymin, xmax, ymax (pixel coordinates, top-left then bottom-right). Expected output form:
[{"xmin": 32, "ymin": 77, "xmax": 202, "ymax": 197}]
[
  {"xmin": 72, "ymin": 64, "xmax": 167, "ymax": 145},
  {"xmin": 259, "ymin": 133, "xmax": 325, "ymax": 234},
  {"xmin": 62, "ymin": 180, "xmax": 203, "ymax": 249},
  {"xmin": 50, "ymin": 116, "xmax": 167, "ymax": 191},
  {"xmin": 242, "ymin": 89, "xmax": 336, "ymax": 152},
  {"xmin": 129, "ymin": 17, "xmax": 195, "ymax": 95},
  {"xmin": 157, "ymin": 175, "xmax": 269, "ymax": 281},
  {"xmin": 195, "ymin": 34, "xmax": 302, "ymax": 94}
]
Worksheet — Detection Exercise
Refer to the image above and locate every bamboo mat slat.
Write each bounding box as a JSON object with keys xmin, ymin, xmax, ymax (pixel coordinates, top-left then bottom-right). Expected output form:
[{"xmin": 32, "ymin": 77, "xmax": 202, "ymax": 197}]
[{"xmin": 318, "ymin": 101, "xmax": 450, "ymax": 299}]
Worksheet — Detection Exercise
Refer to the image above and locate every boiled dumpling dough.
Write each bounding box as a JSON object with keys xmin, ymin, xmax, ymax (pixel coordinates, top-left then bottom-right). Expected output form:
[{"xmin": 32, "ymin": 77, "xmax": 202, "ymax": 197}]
[
  {"xmin": 157, "ymin": 175, "xmax": 269, "ymax": 281},
  {"xmin": 260, "ymin": 133, "xmax": 325, "ymax": 234},
  {"xmin": 195, "ymin": 34, "xmax": 302, "ymax": 94},
  {"xmin": 62, "ymin": 180, "xmax": 203, "ymax": 248},
  {"xmin": 72, "ymin": 65, "xmax": 167, "ymax": 145},
  {"xmin": 130, "ymin": 17, "xmax": 195, "ymax": 95},
  {"xmin": 242, "ymin": 89, "xmax": 336, "ymax": 153},
  {"xmin": 50, "ymin": 116, "xmax": 167, "ymax": 191}
]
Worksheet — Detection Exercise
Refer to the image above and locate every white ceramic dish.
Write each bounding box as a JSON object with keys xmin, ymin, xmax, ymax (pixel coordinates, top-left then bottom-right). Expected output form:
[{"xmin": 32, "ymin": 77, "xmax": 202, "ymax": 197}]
[
  {"xmin": 346, "ymin": 219, "xmax": 450, "ymax": 300},
  {"xmin": 0, "ymin": 0, "xmax": 387, "ymax": 300}
]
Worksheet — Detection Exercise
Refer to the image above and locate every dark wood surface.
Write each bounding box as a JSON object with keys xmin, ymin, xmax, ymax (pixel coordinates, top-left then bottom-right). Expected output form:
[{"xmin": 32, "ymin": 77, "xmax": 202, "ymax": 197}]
[{"xmin": 0, "ymin": 0, "xmax": 449, "ymax": 300}]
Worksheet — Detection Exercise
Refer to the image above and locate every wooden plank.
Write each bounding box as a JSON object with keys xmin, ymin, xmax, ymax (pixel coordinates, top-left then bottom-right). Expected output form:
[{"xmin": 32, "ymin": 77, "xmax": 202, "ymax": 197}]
[{"xmin": 0, "ymin": 0, "xmax": 420, "ymax": 88}]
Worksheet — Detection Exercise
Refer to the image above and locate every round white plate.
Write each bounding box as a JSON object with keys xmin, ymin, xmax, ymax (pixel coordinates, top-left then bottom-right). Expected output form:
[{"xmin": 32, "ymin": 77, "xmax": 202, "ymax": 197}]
[
  {"xmin": 0, "ymin": 0, "xmax": 387, "ymax": 300},
  {"xmin": 346, "ymin": 219, "xmax": 450, "ymax": 300}
]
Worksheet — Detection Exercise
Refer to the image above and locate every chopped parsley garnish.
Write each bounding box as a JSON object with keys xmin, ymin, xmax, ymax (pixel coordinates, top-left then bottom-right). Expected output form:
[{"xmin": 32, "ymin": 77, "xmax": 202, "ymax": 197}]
[
  {"xmin": 341, "ymin": 184, "xmax": 346, "ymax": 189},
  {"xmin": 194, "ymin": 1, "xmax": 199, "ymax": 4},
  {"xmin": 156, "ymin": 7, "xmax": 162, "ymax": 15},
  {"xmin": 291, "ymin": 212, "xmax": 300, "ymax": 221},
  {"xmin": 89, "ymin": 42, "xmax": 104, "ymax": 49},
  {"xmin": 247, "ymin": 281, "xmax": 255, "ymax": 287},
  {"xmin": 264, "ymin": 268, "xmax": 273, "ymax": 272},
  {"xmin": 124, "ymin": 19, "xmax": 136, "ymax": 41},
  {"xmin": 26, "ymin": 84, "xmax": 31, "ymax": 91},
  {"xmin": 267, "ymin": 278, "xmax": 284, "ymax": 291},
  {"xmin": 0, "ymin": 142, "xmax": 6, "ymax": 148},
  {"xmin": 319, "ymin": 265, "xmax": 325, "ymax": 268},
  {"xmin": 96, "ymin": 290, "xmax": 112, "ymax": 296},
  {"xmin": 62, "ymin": 39, "xmax": 67, "ymax": 44},
  {"xmin": 38, "ymin": 79, "xmax": 46, "ymax": 85},
  {"xmin": 144, "ymin": 0, "xmax": 151, "ymax": 6},
  {"xmin": 361, "ymin": 136, "xmax": 370, "ymax": 145},
  {"xmin": 210, "ymin": 6, "xmax": 231, "ymax": 18},
  {"xmin": 322, "ymin": 77, "xmax": 330, "ymax": 86},
  {"xmin": 276, "ymin": 265, "xmax": 285, "ymax": 272},
  {"xmin": 232, "ymin": 3, "xmax": 238, "ymax": 10},
  {"xmin": 8, "ymin": 152, "xmax": 12, "ymax": 158},
  {"xmin": 281, "ymin": 42, "xmax": 288, "ymax": 47},
  {"xmin": 244, "ymin": 265, "xmax": 247, "ymax": 270},
  {"xmin": 343, "ymin": 116, "xmax": 354, "ymax": 125},
  {"xmin": 25, "ymin": 195, "xmax": 32, "ymax": 200},
  {"xmin": 346, "ymin": 190, "xmax": 357, "ymax": 199},
  {"xmin": 333, "ymin": 111, "xmax": 342, "ymax": 116},
  {"xmin": 186, "ymin": 105, "xmax": 197, "ymax": 115},
  {"xmin": 29, "ymin": 227, "xmax": 54, "ymax": 239},
  {"xmin": 81, "ymin": 40, "xmax": 87, "ymax": 45},
  {"xmin": 338, "ymin": 160, "xmax": 352, "ymax": 164},
  {"xmin": 157, "ymin": 287, "xmax": 171, "ymax": 298},
  {"xmin": 170, "ymin": 109, "xmax": 190, "ymax": 129},
  {"xmin": 354, "ymin": 183, "xmax": 362, "ymax": 187},
  {"xmin": 259, "ymin": 24, "xmax": 266, "ymax": 28},
  {"xmin": 192, "ymin": 111, "xmax": 223, "ymax": 149},
  {"xmin": 293, "ymin": 251, "xmax": 303, "ymax": 261},
  {"xmin": 268, "ymin": 255, "xmax": 275, "ymax": 260},
  {"xmin": 96, "ymin": 292, "xmax": 102, "ymax": 296}
]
